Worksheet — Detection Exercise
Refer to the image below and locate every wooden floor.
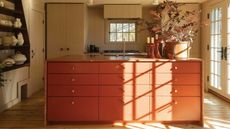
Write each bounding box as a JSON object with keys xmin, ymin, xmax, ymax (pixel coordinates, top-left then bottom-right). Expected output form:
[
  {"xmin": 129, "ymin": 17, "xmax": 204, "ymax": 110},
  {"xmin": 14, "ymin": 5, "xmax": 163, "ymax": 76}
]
[{"xmin": 0, "ymin": 91, "xmax": 230, "ymax": 129}]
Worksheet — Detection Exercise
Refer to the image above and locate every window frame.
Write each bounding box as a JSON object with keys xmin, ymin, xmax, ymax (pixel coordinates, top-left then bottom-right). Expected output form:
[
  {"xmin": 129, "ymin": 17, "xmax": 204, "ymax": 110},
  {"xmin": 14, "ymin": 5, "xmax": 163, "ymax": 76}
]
[{"xmin": 105, "ymin": 19, "xmax": 137, "ymax": 44}]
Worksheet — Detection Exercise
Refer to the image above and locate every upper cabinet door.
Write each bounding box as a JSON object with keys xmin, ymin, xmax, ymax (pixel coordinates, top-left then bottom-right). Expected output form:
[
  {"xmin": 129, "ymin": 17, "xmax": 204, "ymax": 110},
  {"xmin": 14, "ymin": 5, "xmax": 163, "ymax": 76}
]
[
  {"xmin": 66, "ymin": 4, "xmax": 85, "ymax": 55},
  {"xmin": 47, "ymin": 4, "xmax": 67, "ymax": 59}
]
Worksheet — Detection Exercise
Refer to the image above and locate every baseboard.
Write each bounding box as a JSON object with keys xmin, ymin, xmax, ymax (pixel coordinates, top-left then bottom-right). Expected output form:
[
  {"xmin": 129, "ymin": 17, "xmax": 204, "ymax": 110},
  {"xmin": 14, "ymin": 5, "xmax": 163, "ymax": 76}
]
[
  {"xmin": 208, "ymin": 89, "xmax": 230, "ymax": 103},
  {"xmin": 0, "ymin": 98, "xmax": 20, "ymax": 113}
]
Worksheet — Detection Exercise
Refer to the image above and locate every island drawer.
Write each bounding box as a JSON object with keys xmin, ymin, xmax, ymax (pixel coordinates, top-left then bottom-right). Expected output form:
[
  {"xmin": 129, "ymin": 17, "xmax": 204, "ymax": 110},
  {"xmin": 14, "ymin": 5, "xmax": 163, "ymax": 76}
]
[
  {"xmin": 48, "ymin": 63, "xmax": 99, "ymax": 73},
  {"xmin": 154, "ymin": 85, "xmax": 200, "ymax": 96},
  {"xmin": 47, "ymin": 97, "xmax": 98, "ymax": 121},
  {"xmin": 154, "ymin": 97, "xmax": 201, "ymax": 121},
  {"xmin": 152, "ymin": 73, "xmax": 200, "ymax": 85},
  {"xmin": 99, "ymin": 62, "xmax": 151, "ymax": 74},
  {"xmin": 48, "ymin": 86, "xmax": 98, "ymax": 97},
  {"xmin": 99, "ymin": 74, "xmax": 150, "ymax": 85},
  {"xmin": 153, "ymin": 62, "xmax": 201, "ymax": 74},
  {"xmin": 47, "ymin": 74, "xmax": 98, "ymax": 85},
  {"xmin": 99, "ymin": 85, "xmax": 150, "ymax": 97}
]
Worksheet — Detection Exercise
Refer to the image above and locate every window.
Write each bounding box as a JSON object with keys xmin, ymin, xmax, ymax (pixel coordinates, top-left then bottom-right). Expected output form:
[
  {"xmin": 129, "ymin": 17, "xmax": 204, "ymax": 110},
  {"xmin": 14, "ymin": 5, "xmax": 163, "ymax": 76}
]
[{"xmin": 108, "ymin": 22, "xmax": 136, "ymax": 43}]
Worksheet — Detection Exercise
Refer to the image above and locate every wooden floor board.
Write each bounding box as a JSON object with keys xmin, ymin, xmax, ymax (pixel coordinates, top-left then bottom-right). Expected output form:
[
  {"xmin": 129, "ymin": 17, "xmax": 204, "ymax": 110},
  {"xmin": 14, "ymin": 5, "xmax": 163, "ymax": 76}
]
[{"xmin": 0, "ymin": 90, "xmax": 230, "ymax": 129}]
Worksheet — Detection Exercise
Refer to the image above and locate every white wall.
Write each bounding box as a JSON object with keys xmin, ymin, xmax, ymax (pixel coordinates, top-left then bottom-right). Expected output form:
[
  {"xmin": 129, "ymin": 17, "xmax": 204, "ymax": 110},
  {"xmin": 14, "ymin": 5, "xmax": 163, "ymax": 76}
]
[{"xmin": 0, "ymin": 0, "xmax": 44, "ymax": 112}]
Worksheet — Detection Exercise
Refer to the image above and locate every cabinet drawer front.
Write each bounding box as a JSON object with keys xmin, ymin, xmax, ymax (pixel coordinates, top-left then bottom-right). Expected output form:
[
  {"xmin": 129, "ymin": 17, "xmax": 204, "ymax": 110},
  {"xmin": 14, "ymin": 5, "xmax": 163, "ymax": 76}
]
[
  {"xmin": 48, "ymin": 74, "xmax": 98, "ymax": 85},
  {"xmin": 99, "ymin": 74, "xmax": 150, "ymax": 85},
  {"xmin": 99, "ymin": 85, "xmax": 150, "ymax": 97},
  {"xmin": 99, "ymin": 97, "xmax": 150, "ymax": 121},
  {"xmin": 47, "ymin": 97, "xmax": 98, "ymax": 121},
  {"xmin": 154, "ymin": 85, "xmax": 200, "ymax": 97},
  {"xmin": 99, "ymin": 63, "xmax": 151, "ymax": 74},
  {"xmin": 48, "ymin": 63, "xmax": 99, "ymax": 73},
  {"xmin": 153, "ymin": 62, "xmax": 201, "ymax": 73},
  {"xmin": 154, "ymin": 97, "xmax": 200, "ymax": 121},
  {"xmin": 48, "ymin": 86, "xmax": 98, "ymax": 97},
  {"xmin": 153, "ymin": 74, "xmax": 200, "ymax": 85}
]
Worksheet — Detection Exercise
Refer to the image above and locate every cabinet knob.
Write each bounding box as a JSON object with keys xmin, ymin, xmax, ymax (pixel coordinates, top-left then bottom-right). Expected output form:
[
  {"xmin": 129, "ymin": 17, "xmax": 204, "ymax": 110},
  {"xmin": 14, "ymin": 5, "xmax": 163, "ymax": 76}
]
[
  {"xmin": 71, "ymin": 101, "xmax": 75, "ymax": 105},
  {"xmin": 60, "ymin": 48, "xmax": 64, "ymax": 51},
  {"xmin": 72, "ymin": 66, "xmax": 76, "ymax": 70},
  {"xmin": 170, "ymin": 89, "xmax": 178, "ymax": 94},
  {"xmin": 173, "ymin": 100, "xmax": 178, "ymax": 105},
  {"xmin": 173, "ymin": 78, "xmax": 178, "ymax": 82},
  {"xmin": 67, "ymin": 48, "xmax": 70, "ymax": 51},
  {"xmin": 171, "ymin": 66, "xmax": 178, "ymax": 71},
  {"xmin": 71, "ymin": 78, "xmax": 76, "ymax": 82},
  {"xmin": 71, "ymin": 90, "xmax": 75, "ymax": 93}
]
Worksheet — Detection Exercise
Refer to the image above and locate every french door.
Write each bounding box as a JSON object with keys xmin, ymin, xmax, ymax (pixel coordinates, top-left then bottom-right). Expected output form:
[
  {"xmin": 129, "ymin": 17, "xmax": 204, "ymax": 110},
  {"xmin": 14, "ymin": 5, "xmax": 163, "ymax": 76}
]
[{"xmin": 209, "ymin": 0, "xmax": 230, "ymax": 99}]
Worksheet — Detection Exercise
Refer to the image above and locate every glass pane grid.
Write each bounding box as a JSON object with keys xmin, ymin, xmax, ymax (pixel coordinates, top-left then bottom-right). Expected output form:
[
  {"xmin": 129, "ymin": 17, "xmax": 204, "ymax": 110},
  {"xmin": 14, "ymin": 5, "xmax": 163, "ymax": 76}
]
[
  {"xmin": 210, "ymin": 7, "xmax": 222, "ymax": 90},
  {"xmin": 109, "ymin": 22, "xmax": 136, "ymax": 42}
]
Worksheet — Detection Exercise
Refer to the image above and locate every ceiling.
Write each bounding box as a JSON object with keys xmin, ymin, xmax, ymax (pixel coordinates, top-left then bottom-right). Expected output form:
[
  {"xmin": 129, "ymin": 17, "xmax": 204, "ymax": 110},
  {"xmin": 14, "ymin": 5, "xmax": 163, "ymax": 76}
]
[{"xmin": 44, "ymin": 0, "xmax": 208, "ymax": 5}]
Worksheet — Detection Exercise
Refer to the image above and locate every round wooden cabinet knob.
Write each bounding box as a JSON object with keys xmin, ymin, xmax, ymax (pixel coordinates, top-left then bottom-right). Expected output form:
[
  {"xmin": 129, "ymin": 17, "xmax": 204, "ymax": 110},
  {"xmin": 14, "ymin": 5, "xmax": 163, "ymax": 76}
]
[
  {"xmin": 173, "ymin": 100, "xmax": 178, "ymax": 105},
  {"xmin": 72, "ymin": 66, "xmax": 76, "ymax": 70},
  {"xmin": 71, "ymin": 78, "xmax": 76, "ymax": 82},
  {"xmin": 71, "ymin": 101, "xmax": 75, "ymax": 105},
  {"xmin": 71, "ymin": 90, "xmax": 75, "ymax": 93},
  {"xmin": 174, "ymin": 89, "xmax": 178, "ymax": 93}
]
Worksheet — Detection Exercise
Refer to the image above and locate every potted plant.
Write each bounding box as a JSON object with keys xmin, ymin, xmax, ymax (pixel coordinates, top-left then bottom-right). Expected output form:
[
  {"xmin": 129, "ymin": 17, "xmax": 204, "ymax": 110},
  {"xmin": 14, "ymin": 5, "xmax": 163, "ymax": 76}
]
[{"xmin": 139, "ymin": 0, "xmax": 200, "ymax": 59}]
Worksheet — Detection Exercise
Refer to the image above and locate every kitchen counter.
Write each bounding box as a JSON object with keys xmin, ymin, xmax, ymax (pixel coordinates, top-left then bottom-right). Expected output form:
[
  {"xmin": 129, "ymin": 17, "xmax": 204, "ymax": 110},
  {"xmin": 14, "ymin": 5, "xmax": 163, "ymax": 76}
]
[{"xmin": 47, "ymin": 55, "xmax": 202, "ymax": 62}]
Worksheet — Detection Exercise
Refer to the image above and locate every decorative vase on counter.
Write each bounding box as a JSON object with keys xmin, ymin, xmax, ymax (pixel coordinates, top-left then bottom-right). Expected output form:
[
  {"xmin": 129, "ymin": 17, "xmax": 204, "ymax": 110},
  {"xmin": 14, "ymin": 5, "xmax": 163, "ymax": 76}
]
[
  {"xmin": 163, "ymin": 42, "xmax": 177, "ymax": 59},
  {"xmin": 174, "ymin": 41, "xmax": 191, "ymax": 59},
  {"xmin": 147, "ymin": 43, "xmax": 155, "ymax": 58}
]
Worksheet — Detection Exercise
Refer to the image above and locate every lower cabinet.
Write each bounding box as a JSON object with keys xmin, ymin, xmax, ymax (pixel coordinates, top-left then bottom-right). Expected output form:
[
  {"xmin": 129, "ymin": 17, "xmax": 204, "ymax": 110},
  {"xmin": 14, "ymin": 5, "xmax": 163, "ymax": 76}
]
[
  {"xmin": 99, "ymin": 97, "xmax": 150, "ymax": 121},
  {"xmin": 47, "ymin": 97, "xmax": 98, "ymax": 121},
  {"xmin": 152, "ymin": 97, "xmax": 201, "ymax": 121}
]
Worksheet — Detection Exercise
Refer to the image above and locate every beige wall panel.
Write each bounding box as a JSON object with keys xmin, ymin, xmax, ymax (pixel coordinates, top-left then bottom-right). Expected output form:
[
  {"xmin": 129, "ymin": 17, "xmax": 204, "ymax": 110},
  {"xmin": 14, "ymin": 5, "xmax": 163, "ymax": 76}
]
[{"xmin": 47, "ymin": 4, "xmax": 66, "ymax": 59}]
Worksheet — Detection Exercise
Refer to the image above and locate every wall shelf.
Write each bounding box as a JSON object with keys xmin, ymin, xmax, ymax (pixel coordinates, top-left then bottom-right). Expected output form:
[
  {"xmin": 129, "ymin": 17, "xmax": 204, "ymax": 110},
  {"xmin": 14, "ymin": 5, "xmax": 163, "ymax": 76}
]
[
  {"xmin": 0, "ymin": 44, "xmax": 29, "ymax": 50},
  {"xmin": 1, "ymin": 63, "xmax": 29, "ymax": 73},
  {"xmin": 0, "ymin": 25, "xmax": 26, "ymax": 32},
  {"xmin": 0, "ymin": 0, "xmax": 30, "ymax": 73},
  {"xmin": 6, "ymin": 0, "xmax": 15, "ymax": 3},
  {"xmin": 0, "ymin": 7, "xmax": 23, "ymax": 17}
]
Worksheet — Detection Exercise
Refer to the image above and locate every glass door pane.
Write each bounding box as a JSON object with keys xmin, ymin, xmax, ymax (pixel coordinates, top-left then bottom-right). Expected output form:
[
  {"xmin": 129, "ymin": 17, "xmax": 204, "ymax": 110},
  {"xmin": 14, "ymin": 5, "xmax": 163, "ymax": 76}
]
[
  {"xmin": 210, "ymin": 7, "xmax": 222, "ymax": 90},
  {"xmin": 227, "ymin": 3, "xmax": 230, "ymax": 94}
]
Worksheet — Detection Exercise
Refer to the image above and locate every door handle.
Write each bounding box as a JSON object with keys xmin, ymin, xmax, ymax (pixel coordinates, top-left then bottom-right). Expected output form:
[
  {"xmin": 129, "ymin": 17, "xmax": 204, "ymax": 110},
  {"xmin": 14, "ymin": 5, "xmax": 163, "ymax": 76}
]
[
  {"xmin": 217, "ymin": 47, "xmax": 224, "ymax": 60},
  {"xmin": 224, "ymin": 47, "xmax": 228, "ymax": 60}
]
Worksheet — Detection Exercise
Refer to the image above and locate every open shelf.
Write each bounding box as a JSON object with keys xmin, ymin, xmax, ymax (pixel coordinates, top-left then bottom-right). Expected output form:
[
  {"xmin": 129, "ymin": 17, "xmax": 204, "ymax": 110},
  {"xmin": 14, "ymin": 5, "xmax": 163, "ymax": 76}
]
[
  {"xmin": 1, "ymin": 63, "xmax": 30, "ymax": 73},
  {"xmin": 0, "ymin": 7, "xmax": 23, "ymax": 17},
  {"xmin": 6, "ymin": 0, "xmax": 15, "ymax": 3},
  {"xmin": 0, "ymin": 44, "xmax": 29, "ymax": 50},
  {"xmin": 0, "ymin": 25, "xmax": 26, "ymax": 32}
]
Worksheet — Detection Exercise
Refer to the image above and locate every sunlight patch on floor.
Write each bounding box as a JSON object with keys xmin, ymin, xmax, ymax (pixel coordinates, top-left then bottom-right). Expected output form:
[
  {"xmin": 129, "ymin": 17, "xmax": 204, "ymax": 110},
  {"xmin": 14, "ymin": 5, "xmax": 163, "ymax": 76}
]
[
  {"xmin": 204, "ymin": 98, "xmax": 217, "ymax": 105},
  {"xmin": 113, "ymin": 122, "xmax": 184, "ymax": 129},
  {"xmin": 205, "ymin": 117, "xmax": 230, "ymax": 129}
]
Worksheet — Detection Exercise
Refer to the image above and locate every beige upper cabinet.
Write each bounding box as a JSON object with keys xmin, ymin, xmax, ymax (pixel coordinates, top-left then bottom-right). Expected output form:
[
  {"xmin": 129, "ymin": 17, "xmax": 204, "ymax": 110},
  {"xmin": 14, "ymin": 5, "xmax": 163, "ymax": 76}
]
[
  {"xmin": 46, "ymin": 4, "xmax": 86, "ymax": 59},
  {"xmin": 104, "ymin": 5, "xmax": 142, "ymax": 19}
]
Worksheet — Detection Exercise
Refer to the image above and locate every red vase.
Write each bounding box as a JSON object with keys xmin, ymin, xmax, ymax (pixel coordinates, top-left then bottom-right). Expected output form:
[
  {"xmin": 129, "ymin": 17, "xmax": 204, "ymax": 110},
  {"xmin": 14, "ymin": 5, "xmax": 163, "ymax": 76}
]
[
  {"xmin": 147, "ymin": 43, "xmax": 155, "ymax": 58},
  {"xmin": 163, "ymin": 42, "xmax": 177, "ymax": 59},
  {"xmin": 154, "ymin": 39, "xmax": 162, "ymax": 58}
]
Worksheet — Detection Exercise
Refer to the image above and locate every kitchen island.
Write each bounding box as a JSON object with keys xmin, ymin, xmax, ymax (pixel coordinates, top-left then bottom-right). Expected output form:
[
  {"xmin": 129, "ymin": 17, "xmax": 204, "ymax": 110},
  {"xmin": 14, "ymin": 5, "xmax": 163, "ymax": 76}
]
[{"xmin": 46, "ymin": 55, "xmax": 203, "ymax": 125}]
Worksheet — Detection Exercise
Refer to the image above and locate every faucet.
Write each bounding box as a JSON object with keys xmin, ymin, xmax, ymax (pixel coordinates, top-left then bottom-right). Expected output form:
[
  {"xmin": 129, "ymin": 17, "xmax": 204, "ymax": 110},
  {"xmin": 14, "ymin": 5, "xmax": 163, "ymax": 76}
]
[{"xmin": 123, "ymin": 39, "xmax": 126, "ymax": 56}]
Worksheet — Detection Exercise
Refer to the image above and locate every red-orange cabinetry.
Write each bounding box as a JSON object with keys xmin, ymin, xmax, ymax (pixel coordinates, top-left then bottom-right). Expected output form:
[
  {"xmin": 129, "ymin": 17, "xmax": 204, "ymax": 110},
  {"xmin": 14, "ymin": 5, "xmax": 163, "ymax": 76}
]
[
  {"xmin": 47, "ymin": 63, "xmax": 99, "ymax": 121},
  {"xmin": 46, "ymin": 60, "xmax": 202, "ymax": 124},
  {"xmin": 151, "ymin": 62, "xmax": 202, "ymax": 122}
]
